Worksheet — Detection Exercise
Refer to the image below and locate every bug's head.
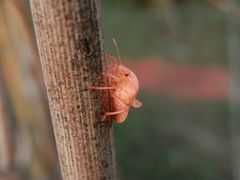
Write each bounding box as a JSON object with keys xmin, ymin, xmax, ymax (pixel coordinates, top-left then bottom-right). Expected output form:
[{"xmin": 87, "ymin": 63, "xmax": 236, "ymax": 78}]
[{"xmin": 117, "ymin": 65, "xmax": 139, "ymax": 90}]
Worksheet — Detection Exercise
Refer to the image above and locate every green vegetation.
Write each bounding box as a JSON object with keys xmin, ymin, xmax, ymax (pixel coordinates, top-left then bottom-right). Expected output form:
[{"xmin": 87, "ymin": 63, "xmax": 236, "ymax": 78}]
[
  {"xmin": 114, "ymin": 95, "xmax": 230, "ymax": 180},
  {"xmin": 103, "ymin": 1, "xmax": 227, "ymax": 65}
]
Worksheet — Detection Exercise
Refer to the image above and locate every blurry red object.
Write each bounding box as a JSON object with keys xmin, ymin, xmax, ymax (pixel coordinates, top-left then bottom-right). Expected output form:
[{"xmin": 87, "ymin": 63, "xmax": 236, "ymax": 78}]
[{"xmin": 129, "ymin": 59, "xmax": 229, "ymax": 101}]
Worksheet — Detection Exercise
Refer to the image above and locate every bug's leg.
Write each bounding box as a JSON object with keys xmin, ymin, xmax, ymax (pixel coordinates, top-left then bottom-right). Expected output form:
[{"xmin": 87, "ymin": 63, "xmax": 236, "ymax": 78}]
[
  {"xmin": 101, "ymin": 108, "xmax": 128, "ymax": 122},
  {"xmin": 105, "ymin": 54, "xmax": 120, "ymax": 72},
  {"xmin": 105, "ymin": 54, "xmax": 120, "ymax": 64},
  {"xmin": 89, "ymin": 86, "xmax": 115, "ymax": 90},
  {"xmin": 132, "ymin": 99, "xmax": 142, "ymax": 108},
  {"xmin": 102, "ymin": 72, "xmax": 120, "ymax": 81}
]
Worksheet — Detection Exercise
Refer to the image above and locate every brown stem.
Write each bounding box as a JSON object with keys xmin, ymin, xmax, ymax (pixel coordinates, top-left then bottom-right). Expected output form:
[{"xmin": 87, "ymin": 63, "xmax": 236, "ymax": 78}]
[{"xmin": 29, "ymin": 0, "xmax": 116, "ymax": 179}]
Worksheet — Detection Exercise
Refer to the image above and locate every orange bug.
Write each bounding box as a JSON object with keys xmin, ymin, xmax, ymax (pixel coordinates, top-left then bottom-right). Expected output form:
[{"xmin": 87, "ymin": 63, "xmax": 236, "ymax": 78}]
[{"xmin": 91, "ymin": 39, "xmax": 142, "ymax": 123}]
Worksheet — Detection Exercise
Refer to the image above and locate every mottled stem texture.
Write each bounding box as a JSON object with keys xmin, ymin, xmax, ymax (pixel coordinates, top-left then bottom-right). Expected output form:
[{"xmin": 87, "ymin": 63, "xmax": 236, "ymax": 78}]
[{"xmin": 29, "ymin": 0, "xmax": 115, "ymax": 179}]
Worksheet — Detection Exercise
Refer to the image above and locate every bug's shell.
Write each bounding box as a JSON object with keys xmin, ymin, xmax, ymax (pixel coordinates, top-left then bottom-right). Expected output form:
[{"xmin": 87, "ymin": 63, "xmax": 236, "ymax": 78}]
[{"xmin": 110, "ymin": 65, "xmax": 140, "ymax": 123}]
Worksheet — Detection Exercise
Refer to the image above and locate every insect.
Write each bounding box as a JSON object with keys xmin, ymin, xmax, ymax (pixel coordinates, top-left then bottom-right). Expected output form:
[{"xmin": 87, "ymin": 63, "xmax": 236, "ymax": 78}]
[{"xmin": 90, "ymin": 39, "xmax": 142, "ymax": 123}]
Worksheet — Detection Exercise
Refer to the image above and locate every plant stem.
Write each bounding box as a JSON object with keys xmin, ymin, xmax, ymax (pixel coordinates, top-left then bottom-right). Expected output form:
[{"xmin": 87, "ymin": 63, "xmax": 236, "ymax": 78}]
[{"xmin": 29, "ymin": 0, "xmax": 116, "ymax": 179}]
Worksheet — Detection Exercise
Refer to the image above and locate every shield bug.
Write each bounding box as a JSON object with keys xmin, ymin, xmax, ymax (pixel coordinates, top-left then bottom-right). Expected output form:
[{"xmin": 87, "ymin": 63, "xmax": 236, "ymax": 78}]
[{"xmin": 90, "ymin": 39, "xmax": 142, "ymax": 123}]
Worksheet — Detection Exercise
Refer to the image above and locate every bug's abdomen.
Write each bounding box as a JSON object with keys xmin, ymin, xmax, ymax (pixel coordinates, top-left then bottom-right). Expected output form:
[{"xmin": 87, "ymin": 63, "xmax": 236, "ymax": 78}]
[
  {"xmin": 112, "ymin": 94, "xmax": 129, "ymax": 123},
  {"xmin": 113, "ymin": 81, "xmax": 137, "ymax": 106}
]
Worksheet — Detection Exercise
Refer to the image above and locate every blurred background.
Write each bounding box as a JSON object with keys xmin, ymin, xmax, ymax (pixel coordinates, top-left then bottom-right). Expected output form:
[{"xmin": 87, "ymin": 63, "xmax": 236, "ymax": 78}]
[{"xmin": 0, "ymin": 0, "xmax": 240, "ymax": 179}]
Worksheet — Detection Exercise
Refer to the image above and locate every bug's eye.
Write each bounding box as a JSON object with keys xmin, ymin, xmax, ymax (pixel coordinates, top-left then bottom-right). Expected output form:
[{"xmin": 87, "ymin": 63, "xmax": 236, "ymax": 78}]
[{"xmin": 124, "ymin": 73, "xmax": 129, "ymax": 77}]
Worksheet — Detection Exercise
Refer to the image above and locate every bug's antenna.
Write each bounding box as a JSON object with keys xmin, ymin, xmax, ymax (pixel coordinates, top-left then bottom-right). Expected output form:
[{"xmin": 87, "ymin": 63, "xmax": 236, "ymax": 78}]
[{"xmin": 113, "ymin": 38, "xmax": 121, "ymax": 62}]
